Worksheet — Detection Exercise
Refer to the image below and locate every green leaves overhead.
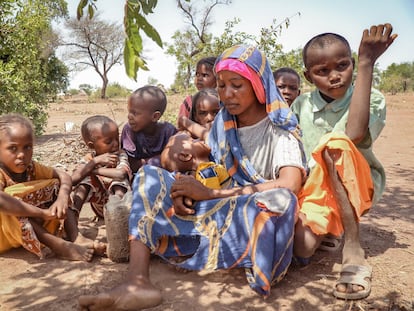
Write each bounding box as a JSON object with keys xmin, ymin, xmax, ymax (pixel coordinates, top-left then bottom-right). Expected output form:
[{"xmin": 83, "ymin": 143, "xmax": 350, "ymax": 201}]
[{"xmin": 77, "ymin": 0, "xmax": 162, "ymax": 81}]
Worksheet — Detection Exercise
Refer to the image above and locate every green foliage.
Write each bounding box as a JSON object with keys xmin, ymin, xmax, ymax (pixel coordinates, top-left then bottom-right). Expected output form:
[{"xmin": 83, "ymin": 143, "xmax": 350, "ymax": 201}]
[
  {"xmin": 90, "ymin": 83, "xmax": 131, "ymax": 99},
  {"xmin": 0, "ymin": 0, "xmax": 69, "ymax": 135},
  {"xmin": 379, "ymin": 62, "xmax": 414, "ymax": 94},
  {"xmin": 79, "ymin": 84, "xmax": 95, "ymax": 95},
  {"xmin": 77, "ymin": 0, "xmax": 162, "ymax": 81}
]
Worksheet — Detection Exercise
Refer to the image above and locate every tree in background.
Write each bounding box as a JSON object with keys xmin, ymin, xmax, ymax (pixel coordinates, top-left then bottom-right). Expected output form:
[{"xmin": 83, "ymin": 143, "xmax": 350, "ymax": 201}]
[
  {"xmin": 0, "ymin": 0, "xmax": 68, "ymax": 134},
  {"xmin": 380, "ymin": 62, "xmax": 414, "ymax": 94},
  {"xmin": 63, "ymin": 14, "xmax": 124, "ymax": 99},
  {"xmin": 166, "ymin": 0, "xmax": 230, "ymax": 92}
]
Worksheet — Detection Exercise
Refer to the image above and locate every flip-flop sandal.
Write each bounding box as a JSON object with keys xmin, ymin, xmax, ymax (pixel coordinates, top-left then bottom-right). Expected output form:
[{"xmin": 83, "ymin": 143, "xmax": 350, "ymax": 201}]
[
  {"xmin": 333, "ymin": 264, "xmax": 372, "ymax": 300},
  {"xmin": 318, "ymin": 234, "xmax": 343, "ymax": 252}
]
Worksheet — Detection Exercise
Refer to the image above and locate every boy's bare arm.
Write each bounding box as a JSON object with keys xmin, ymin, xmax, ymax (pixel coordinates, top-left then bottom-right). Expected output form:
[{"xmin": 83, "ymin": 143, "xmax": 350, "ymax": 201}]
[
  {"xmin": 346, "ymin": 23, "xmax": 397, "ymax": 143},
  {"xmin": 0, "ymin": 192, "xmax": 56, "ymax": 220},
  {"xmin": 71, "ymin": 153, "xmax": 119, "ymax": 185},
  {"xmin": 52, "ymin": 168, "xmax": 72, "ymax": 219},
  {"xmin": 92, "ymin": 167, "xmax": 128, "ymax": 181}
]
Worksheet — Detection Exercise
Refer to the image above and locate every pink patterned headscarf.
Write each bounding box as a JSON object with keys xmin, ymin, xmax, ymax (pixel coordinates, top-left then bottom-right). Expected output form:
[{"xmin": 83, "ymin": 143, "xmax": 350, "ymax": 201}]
[{"xmin": 215, "ymin": 58, "xmax": 266, "ymax": 104}]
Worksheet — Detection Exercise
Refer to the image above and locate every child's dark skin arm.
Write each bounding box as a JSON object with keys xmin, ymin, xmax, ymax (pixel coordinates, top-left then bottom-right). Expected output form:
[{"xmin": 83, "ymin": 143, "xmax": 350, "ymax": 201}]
[
  {"xmin": 346, "ymin": 23, "xmax": 397, "ymax": 144},
  {"xmin": 50, "ymin": 168, "xmax": 72, "ymax": 219},
  {"xmin": 178, "ymin": 116, "xmax": 209, "ymax": 141},
  {"xmin": 72, "ymin": 152, "xmax": 119, "ymax": 185},
  {"xmin": 92, "ymin": 167, "xmax": 129, "ymax": 181},
  {"xmin": 0, "ymin": 192, "xmax": 57, "ymax": 220}
]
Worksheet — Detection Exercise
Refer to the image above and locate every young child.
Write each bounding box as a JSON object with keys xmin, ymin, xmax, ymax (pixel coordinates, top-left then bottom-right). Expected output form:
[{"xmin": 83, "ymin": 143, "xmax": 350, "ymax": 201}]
[
  {"xmin": 161, "ymin": 132, "xmax": 230, "ymax": 190},
  {"xmin": 292, "ymin": 24, "xmax": 397, "ymax": 300},
  {"xmin": 177, "ymin": 88, "xmax": 220, "ymax": 138},
  {"xmin": 0, "ymin": 113, "xmax": 94, "ymax": 261},
  {"xmin": 121, "ymin": 85, "xmax": 177, "ymax": 173},
  {"xmin": 177, "ymin": 56, "xmax": 217, "ymax": 120},
  {"xmin": 273, "ymin": 67, "xmax": 301, "ymax": 106},
  {"xmin": 79, "ymin": 45, "xmax": 306, "ymax": 310},
  {"xmin": 68, "ymin": 115, "xmax": 132, "ymax": 247}
]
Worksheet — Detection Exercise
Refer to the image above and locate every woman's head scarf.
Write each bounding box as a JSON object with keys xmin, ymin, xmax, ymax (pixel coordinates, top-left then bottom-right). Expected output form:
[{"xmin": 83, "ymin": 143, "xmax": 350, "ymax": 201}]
[{"xmin": 209, "ymin": 45, "xmax": 305, "ymax": 185}]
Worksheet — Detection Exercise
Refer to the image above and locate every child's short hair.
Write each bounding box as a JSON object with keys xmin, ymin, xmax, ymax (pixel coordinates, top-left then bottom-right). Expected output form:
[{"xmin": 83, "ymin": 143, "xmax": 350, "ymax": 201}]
[
  {"xmin": 196, "ymin": 56, "xmax": 217, "ymax": 70},
  {"xmin": 130, "ymin": 85, "xmax": 167, "ymax": 115},
  {"xmin": 190, "ymin": 88, "xmax": 219, "ymax": 122},
  {"xmin": 273, "ymin": 67, "xmax": 301, "ymax": 83},
  {"xmin": 81, "ymin": 115, "xmax": 116, "ymax": 143},
  {"xmin": 0, "ymin": 113, "xmax": 34, "ymax": 142},
  {"xmin": 302, "ymin": 33, "xmax": 351, "ymax": 68}
]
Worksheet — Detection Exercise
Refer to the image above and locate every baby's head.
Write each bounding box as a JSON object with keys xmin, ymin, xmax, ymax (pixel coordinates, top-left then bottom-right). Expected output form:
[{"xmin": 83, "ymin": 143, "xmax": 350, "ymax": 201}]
[
  {"xmin": 195, "ymin": 56, "xmax": 217, "ymax": 90},
  {"xmin": 272, "ymin": 67, "xmax": 301, "ymax": 106},
  {"xmin": 0, "ymin": 113, "xmax": 34, "ymax": 174},
  {"xmin": 190, "ymin": 88, "xmax": 220, "ymax": 126},
  {"xmin": 81, "ymin": 115, "xmax": 119, "ymax": 155},
  {"xmin": 303, "ymin": 33, "xmax": 354, "ymax": 102},
  {"xmin": 127, "ymin": 85, "xmax": 167, "ymax": 132},
  {"xmin": 161, "ymin": 132, "xmax": 211, "ymax": 173}
]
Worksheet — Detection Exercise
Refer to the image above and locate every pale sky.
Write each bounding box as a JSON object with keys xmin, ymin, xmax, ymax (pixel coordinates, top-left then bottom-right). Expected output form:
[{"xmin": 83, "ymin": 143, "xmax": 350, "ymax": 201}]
[{"xmin": 62, "ymin": 0, "xmax": 414, "ymax": 90}]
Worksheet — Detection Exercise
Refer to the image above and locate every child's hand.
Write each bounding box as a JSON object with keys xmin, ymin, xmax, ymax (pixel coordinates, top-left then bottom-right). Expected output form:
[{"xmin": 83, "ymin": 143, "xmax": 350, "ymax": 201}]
[
  {"xmin": 50, "ymin": 197, "xmax": 68, "ymax": 219},
  {"xmin": 358, "ymin": 23, "xmax": 398, "ymax": 66},
  {"xmin": 94, "ymin": 152, "xmax": 119, "ymax": 168}
]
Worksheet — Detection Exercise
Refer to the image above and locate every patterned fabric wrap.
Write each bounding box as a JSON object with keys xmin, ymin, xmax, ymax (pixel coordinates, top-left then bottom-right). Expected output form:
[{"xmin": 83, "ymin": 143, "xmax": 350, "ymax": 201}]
[
  {"xmin": 0, "ymin": 161, "xmax": 61, "ymax": 258},
  {"xmin": 129, "ymin": 165, "xmax": 297, "ymax": 297},
  {"xmin": 210, "ymin": 45, "xmax": 306, "ymax": 186},
  {"xmin": 71, "ymin": 150, "xmax": 132, "ymax": 218}
]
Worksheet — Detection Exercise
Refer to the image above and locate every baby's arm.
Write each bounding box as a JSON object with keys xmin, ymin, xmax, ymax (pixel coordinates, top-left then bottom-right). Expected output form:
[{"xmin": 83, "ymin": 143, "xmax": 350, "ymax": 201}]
[
  {"xmin": 346, "ymin": 23, "xmax": 397, "ymax": 143},
  {"xmin": 50, "ymin": 168, "xmax": 72, "ymax": 219},
  {"xmin": 178, "ymin": 116, "xmax": 209, "ymax": 141},
  {"xmin": 0, "ymin": 192, "xmax": 57, "ymax": 220}
]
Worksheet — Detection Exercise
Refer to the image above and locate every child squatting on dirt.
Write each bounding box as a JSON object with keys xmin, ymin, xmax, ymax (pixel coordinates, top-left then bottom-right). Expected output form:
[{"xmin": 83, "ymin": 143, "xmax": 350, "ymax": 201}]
[
  {"xmin": 292, "ymin": 23, "xmax": 397, "ymax": 300},
  {"xmin": 0, "ymin": 113, "xmax": 97, "ymax": 261},
  {"xmin": 67, "ymin": 115, "xmax": 132, "ymax": 260}
]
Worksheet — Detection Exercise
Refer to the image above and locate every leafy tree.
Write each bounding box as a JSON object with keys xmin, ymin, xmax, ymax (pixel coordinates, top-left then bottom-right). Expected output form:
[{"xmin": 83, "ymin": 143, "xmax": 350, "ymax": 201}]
[
  {"xmin": 380, "ymin": 62, "xmax": 414, "ymax": 94},
  {"xmin": 64, "ymin": 14, "xmax": 125, "ymax": 99},
  {"xmin": 166, "ymin": 0, "xmax": 229, "ymax": 92},
  {"xmin": 0, "ymin": 0, "xmax": 68, "ymax": 134}
]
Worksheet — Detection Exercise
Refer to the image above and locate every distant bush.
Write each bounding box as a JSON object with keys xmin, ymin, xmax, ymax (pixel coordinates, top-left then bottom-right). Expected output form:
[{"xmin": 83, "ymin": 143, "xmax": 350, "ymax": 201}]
[{"xmin": 92, "ymin": 83, "xmax": 131, "ymax": 99}]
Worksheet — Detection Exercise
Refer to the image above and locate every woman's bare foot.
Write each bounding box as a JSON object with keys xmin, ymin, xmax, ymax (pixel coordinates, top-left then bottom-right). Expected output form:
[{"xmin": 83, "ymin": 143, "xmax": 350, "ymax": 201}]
[
  {"xmin": 74, "ymin": 233, "xmax": 107, "ymax": 256},
  {"xmin": 78, "ymin": 277, "xmax": 162, "ymax": 311}
]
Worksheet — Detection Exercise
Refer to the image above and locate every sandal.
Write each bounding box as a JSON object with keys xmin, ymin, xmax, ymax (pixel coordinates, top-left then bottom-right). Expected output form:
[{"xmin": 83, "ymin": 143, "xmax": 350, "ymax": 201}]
[
  {"xmin": 333, "ymin": 264, "xmax": 372, "ymax": 300},
  {"xmin": 318, "ymin": 234, "xmax": 343, "ymax": 252}
]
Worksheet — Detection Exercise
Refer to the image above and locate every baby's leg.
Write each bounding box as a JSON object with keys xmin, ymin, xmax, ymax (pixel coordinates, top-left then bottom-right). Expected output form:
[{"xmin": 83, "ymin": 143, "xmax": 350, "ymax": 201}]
[{"xmin": 31, "ymin": 219, "xmax": 93, "ymax": 262}]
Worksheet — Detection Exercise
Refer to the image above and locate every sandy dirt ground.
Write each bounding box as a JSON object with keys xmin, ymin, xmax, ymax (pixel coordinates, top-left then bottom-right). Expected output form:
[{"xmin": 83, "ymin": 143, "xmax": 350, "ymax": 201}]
[{"xmin": 0, "ymin": 93, "xmax": 413, "ymax": 311}]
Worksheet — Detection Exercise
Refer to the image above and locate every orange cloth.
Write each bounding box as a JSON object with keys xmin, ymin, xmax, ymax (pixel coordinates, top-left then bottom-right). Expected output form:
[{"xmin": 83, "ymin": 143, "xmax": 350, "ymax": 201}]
[{"xmin": 298, "ymin": 133, "xmax": 374, "ymax": 236}]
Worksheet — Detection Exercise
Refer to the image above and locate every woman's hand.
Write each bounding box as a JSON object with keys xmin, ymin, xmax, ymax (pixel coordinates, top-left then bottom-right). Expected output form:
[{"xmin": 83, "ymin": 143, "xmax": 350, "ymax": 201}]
[
  {"xmin": 170, "ymin": 173, "xmax": 212, "ymax": 201},
  {"xmin": 172, "ymin": 195, "xmax": 195, "ymax": 216}
]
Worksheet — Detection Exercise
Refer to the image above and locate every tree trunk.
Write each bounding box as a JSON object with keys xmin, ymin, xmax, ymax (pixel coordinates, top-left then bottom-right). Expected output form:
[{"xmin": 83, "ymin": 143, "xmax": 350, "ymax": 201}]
[{"xmin": 101, "ymin": 76, "xmax": 108, "ymax": 99}]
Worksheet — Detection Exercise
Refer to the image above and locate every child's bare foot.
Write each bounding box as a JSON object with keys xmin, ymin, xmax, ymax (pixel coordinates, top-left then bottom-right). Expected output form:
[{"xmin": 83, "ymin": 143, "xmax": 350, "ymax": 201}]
[
  {"xmin": 74, "ymin": 233, "xmax": 107, "ymax": 256},
  {"xmin": 78, "ymin": 277, "xmax": 162, "ymax": 311},
  {"xmin": 57, "ymin": 240, "xmax": 94, "ymax": 262}
]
